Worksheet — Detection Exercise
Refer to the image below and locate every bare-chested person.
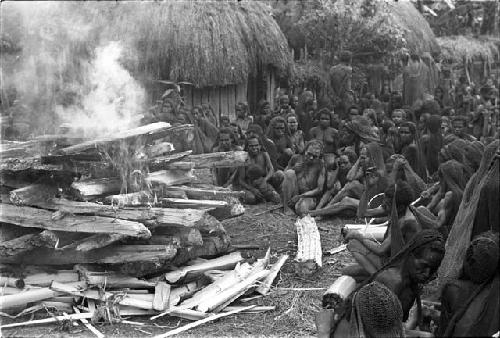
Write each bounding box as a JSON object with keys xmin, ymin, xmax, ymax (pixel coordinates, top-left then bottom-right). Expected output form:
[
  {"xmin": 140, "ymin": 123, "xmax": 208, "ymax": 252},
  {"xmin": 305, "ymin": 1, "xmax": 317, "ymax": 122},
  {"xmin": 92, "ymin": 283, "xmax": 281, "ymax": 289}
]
[
  {"xmin": 212, "ymin": 128, "xmax": 242, "ymax": 187},
  {"xmin": 282, "ymin": 139, "xmax": 326, "ymax": 216},
  {"xmin": 235, "ymin": 135, "xmax": 280, "ymax": 204},
  {"xmin": 309, "ymin": 108, "xmax": 339, "ymax": 168}
]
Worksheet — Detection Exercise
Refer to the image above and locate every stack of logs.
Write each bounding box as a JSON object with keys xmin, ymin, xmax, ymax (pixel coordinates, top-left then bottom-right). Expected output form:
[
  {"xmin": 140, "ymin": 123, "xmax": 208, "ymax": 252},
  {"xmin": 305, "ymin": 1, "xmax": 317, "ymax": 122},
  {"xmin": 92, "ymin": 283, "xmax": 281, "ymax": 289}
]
[{"xmin": 0, "ymin": 122, "xmax": 283, "ymax": 329}]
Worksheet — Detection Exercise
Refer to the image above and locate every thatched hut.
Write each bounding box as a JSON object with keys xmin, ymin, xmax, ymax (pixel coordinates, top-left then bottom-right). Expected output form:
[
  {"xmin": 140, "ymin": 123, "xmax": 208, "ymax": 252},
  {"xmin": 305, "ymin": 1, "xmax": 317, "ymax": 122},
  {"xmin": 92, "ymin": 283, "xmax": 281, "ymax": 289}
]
[
  {"xmin": 107, "ymin": 1, "xmax": 292, "ymax": 119},
  {"xmin": 437, "ymin": 35, "xmax": 499, "ymax": 84}
]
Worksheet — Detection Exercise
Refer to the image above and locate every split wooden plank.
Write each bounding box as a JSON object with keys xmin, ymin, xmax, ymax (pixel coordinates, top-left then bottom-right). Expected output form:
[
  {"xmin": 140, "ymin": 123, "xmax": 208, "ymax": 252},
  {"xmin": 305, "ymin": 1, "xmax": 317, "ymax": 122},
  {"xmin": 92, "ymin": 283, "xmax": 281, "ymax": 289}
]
[
  {"xmin": 164, "ymin": 252, "xmax": 243, "ymax": 284},
  {"xmin": 161, "ymin": 198, "xmax": 227, "ymax": 209},
  {"xmin": 105, "ymin": 191, "xmax": 153, "ymax": 206},
  {"xmin": 256, "ymin": 254, "xmax": 289, "ymax": 295},
  {"xmin": 144, "ymin": 142, "xmax": 175, "ymax": 158},
  {"xmin": 73, "ymin": 306, "xmax": 104, "ymax": 338},
  {"xmin": 0, "ymin": 281, "xmax": 86, "ymax": 310},
  {"xmin": 71, "ymin": 178, "xmax": 122, "ymax": 199},
  {"xmin": 153, "ymin": 282, "xmax": 171, "ymax": 311},
  {"xmin": 163, "ymin": 151, "xmax": 248, "ymax": 169},
  {"xmin": 0, "ymin": 312, "xmax": 94, "ymax": 329},
  {"xmin": 0, "ymin": 157, "xmax": 65, "ymax": 173},
  {"xmin": 59, "ymin": 122, "xmax": 172, "ymax": 155},
  {"xmin": 148, "ymin": 150, "xmax": 192, "ymax": 169},
  {"xmin": 74, "ymin": 266, "xmax": 155, "ymax": 289},
  {"xmin": 165, "ymin": 185, "xmax": 245, "ymax": 201},
  {"xmin": 145, "ymin": 169, "xmax": 194, "ymax": 187},
  {"xmin": 0, "ymin": 230, "xmax": 58, "ymax": 259},
  {"xmin": 152, "ymin": 306, "xmax": 256, "ymax": 337},
  {"xmin": 295, "ymin": 215, "xmax": 322, "ymax": 276},
  {"xmin": 0, "ymin": 204, "xmax": 151, "ymax": 238},
  {"xmin": 23, "ymin": 270, "xmax": 79, "ymax": 287},
  {"xmin": 60, "ymin": 233, "xmax": 130, "ymax": 252},
  {"xmin": 1, "ymin": 245, "xmax": 177, "ymax": 265},
  {"xmin": 0, "ymin": 276, "xmax": 24, "ymax": 288},
  {"xmin": 322, "ymin": 275, "xmax": 356, "ymax": 309}
]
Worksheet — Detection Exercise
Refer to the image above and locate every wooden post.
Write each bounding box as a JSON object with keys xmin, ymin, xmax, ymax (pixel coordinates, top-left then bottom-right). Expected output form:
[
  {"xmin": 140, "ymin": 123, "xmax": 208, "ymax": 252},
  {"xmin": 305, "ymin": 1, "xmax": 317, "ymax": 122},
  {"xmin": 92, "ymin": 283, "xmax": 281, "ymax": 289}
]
[{"xmin": 153, "ymin": 282, "xmax": 171, "ymax": 311}]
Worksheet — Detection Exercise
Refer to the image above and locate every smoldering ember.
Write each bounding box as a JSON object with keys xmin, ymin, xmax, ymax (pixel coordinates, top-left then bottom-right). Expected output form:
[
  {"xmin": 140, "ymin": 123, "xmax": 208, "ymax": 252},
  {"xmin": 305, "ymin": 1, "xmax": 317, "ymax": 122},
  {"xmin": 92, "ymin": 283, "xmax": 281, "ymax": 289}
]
[{"xmin": 0, "ymin": 0, "xmax": 499, "ymax": 337}]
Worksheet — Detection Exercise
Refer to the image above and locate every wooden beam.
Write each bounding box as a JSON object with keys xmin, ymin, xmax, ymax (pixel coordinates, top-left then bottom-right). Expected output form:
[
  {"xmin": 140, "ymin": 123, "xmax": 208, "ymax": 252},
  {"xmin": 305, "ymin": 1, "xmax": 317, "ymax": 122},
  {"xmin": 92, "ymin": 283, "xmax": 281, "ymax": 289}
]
[
  {"xmin": 9, "ymin": 184, "xmax": 59, "ymax": 206},
  {"xmin": 165, "ymin": 185, "xmax": 245, "ymax": 201},
  {"xmin": 71, "ymin": 178, "xmax": 122, "ymax": 199},
  {"xmin": 0, "ymin": 204, "xmax": 151, "ymax": 238},
  {"xmin": 164, "ymin": 151, "xmax": 248, "ymax": 169},
  {"xmin": 58, "ymin": 122, "xmax": 172, "ymax": 155},
  {"xmin": 59, "ymin": 233, "xmax": 129, "ymax": 252},
  {"xmin": 145, "ymin": 169, "xmax": 194, "ymax": 187},
  {"xmin": 1, "ymin": 245, "xmax": 177, "ymax": 265},
  {"xmin": 0, "ymin": 230, "xmax": 58, "ymax": 258}
]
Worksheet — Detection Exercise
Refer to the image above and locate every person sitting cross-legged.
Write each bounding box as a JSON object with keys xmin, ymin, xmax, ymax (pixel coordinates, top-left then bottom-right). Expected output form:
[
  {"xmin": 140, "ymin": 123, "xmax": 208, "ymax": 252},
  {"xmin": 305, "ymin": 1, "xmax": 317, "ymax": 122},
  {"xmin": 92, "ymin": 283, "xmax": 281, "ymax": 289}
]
[{"xmin": 282, "ymin": 139, "xmax": 326, "ymax": 216}]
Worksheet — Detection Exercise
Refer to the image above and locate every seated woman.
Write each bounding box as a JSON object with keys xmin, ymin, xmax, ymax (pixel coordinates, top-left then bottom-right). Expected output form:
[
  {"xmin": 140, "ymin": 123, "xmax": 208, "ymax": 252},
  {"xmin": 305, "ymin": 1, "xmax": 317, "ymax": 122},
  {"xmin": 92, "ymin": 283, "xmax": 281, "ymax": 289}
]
[
  {"xmin": 310, "ymin": 142, "xmax": 387, "ymax": 219},
  {"xmin": 342, "ymin": 181, "xmax": 417, "ymax": 279},
  {"xmin": 309, "ymin": 108, "xmax": 339, "ymax": 168},
  {"xmin": 438, "ymin": 231, "xmax": 499, "ymax": 337},
  {"xmin": 417, "ymin": 160, "xmax": 466, "ymax": 237},
  {"xmin": 212, "ymin": 128, "xmax": 243, "ymax": 187}
]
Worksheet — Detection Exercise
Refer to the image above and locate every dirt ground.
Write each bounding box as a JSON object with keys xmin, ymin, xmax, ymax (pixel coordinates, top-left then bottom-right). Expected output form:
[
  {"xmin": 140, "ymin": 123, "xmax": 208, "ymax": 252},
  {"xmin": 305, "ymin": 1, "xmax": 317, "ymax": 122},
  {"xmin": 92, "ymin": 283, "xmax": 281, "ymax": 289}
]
[{"xmin": 0, "ymin": 204, "xmax": 439, "ymax": 337}]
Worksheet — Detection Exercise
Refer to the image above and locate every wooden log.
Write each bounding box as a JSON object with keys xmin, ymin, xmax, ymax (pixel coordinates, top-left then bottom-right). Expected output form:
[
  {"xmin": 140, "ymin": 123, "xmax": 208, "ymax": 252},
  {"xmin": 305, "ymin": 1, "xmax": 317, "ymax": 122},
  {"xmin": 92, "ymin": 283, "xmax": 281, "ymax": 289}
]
[
  {"xmin": 0, "ymin": 312, "xmax": 94, "ymax": 329},
  {"xmin": 145, "ymin": 169, "xmax": 194, "ymax": 187},
  {"xmin": 0, "ymin": 173, "xmax": 32, "ymax": 189},
  {"xmin": 343, "ymin": 224, "xmax": 387, "ymax": 241},
  {"xmin": 105, "ymin": 191, "xmax": 153, "ymax": 207},
  {"xmin": 180, "ymin": 263, "xmax": 253, "ymax": 310},
  {"xmin": 26, "ymin": 198, "xmax": 207, "ymax": 227},
  {"xmin": 222, "ymin": 305, "xmax": 276, "ymax": 313},
  {"xmin": 0, "ymin": 204, "xmax": 151, "ymax": 238},
  {"xmin": 0, "ymin": 157, "xmax": 65, "ymax": 173},
  {"xmin": 0, "ymin": 286, "xmax": 24, "ymax": 295},
  {"xmin": 322, "ymin": 276, "xmax": 357, "ymax": 313},
  {"xmin": 256, "ymin": 254, "xmax": 289, "ymax": 295},
  {"xmin": 295, "ymin": 215, "xmax": 322, "ymax": 275},
  {"xmin": 60, "ymin": 233, "xmax": 129, "ymax": 251},
  {"xmin": 74, "ymin": 266, "xmax": 155, "ymax": 289},
  {"xmin": 176, "ymin": 151, "xmax": 249, "ymax": 169},
  {"xmin": 164, "ymin": 252, "xmax": 243, "ymax": 284},
  {"xmin": 73, "ymin": 306, "xmax": 105, "ymax": 338},
  {"xmin": 153, "ymin": 282, "xmax": 170, "ymax": 311},
  {"xmin": 161, "ymin": 198, "xmax": 227, "ymax": 209},
  {"xmin": 0, "ymin": 276, "xmax": 24, "ymax": 288},
  {"xmin": 51, "ymin": 281, "xmax": 153, "ymax": 310},
  {"xmin": 9, "ymin": 184, "xmax": 59, "ymax": 206},
  {"xmin": 196, "ymin": 271, "xmax": 270, "ymax": 313},
  {"xmin": 148, "ymin": 150, "xmax": 192, "ymax": 168},
  {"xmin": 144, "ymin": 142, "xmax": 175, "ymax": 158},
  {"xmin": 58, "ymin": 122, "xmax": 172, "ymax": 155},
  {"xmin": 0, "ymin": 230, "xmax": 58, "ymax": 258},
  {"xmin": 0, "ymin": 281, "xmax": 85, "ymax": 309},
  {"xmin": 71, "ymin": 178, "xmax": 122, "ymax": 199},
  {"xmin": 1, "ymin": 245, "xmax": 177, "ymax": 265},
  {"xmin": 165, "ymin": 185, "xmax": 245, "ymax": 201},
  {"xmin": 152, "ymin": 305, "xmax": 256, "ymax": 337},
  {"xmin": 149, "ymin": 227, "xmax": 203, "ymax": 247},
  {"xmin": 0, "ymin": 223, "xmax": 40, "ymax": 242}
]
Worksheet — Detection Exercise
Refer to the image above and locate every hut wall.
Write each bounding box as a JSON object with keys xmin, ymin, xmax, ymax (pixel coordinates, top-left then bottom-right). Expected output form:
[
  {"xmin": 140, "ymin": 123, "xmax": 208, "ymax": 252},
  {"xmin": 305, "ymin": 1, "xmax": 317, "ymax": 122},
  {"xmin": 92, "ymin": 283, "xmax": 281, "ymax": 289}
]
[{"xmin": 184, "ymin": 85, "xmax": 241, "ymax": 122}]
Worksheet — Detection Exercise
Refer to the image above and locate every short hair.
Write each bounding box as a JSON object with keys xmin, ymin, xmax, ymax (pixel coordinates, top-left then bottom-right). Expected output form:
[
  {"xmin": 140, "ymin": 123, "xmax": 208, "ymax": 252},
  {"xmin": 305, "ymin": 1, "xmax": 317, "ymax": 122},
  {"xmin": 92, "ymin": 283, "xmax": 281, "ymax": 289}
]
[
  {"xmin": 218, "ymin": 127, "xmax": 232, "ymax": 136},
  {"xmin": 341, "ymin": 148, "xmax": 358, "ymax": 164},
  {"xmin": 452, "ymin": 116, "xmax": 467, "ymax": 125},
  {"xmin": 384, "ymin": 180, "xmax": 414, "ymax": 209},
  {"xmin": 348, "ymin": 105, "xmax": 360, "ymax": 114},
  {"xmin": 304, "ymin": 139, "xmax": 324, "ymax": 155},
  {"xmin": 315, "ymin": 108, "xmax": 331, "ymax": 120},
  {"xmin": 399, "ymin": 122, "xmax": 416, "ymax": 135},
  {"xmin": 392, "ymin": 109, "xmax": 406, "ymax": 118}
]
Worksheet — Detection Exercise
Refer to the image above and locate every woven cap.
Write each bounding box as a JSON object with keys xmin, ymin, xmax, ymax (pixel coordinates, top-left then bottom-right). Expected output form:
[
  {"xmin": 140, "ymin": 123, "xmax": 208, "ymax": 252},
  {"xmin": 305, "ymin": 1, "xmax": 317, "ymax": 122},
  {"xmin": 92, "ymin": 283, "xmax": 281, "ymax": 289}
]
[
  {"xmin": 464, "ymin": 234, "xmax": 499, "ymax": 284},
  {"xmin": 356, "ymin": 281, "xmax": 404, "ymax": 337}
]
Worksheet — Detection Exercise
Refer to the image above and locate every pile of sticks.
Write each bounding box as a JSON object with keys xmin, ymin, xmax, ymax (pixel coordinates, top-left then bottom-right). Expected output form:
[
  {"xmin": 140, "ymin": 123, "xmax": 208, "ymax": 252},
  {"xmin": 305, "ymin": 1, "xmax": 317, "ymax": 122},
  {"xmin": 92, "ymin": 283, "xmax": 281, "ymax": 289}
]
[{"xmin": 0, "ymin": 123, "xmax": 284, "ymax": 332}]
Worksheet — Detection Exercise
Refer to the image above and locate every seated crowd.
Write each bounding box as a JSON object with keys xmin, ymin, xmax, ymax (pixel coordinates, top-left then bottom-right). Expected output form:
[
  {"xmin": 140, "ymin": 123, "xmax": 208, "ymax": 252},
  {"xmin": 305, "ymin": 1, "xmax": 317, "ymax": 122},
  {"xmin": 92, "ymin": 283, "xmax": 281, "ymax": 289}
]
[{"xmin": 147, "ymin": 78, "xmax": 499, "ymax": 338}]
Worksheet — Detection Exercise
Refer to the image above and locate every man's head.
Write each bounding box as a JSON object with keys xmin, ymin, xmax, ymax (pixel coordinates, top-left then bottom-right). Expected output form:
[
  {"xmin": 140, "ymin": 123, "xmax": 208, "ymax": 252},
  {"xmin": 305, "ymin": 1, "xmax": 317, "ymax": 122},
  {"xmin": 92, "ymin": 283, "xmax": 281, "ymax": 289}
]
[
  {"xmin": 348, "ymin": 105, "xmax": 360, "ymax": 121},
  {"xmin": 220, "ymin": 115, "xmax": 230, "ymax": 127},
  {"xmin": 451, "ymin": 116, "xmax": 467, "ymax": 137},
  {"xmin": 290, "ymin": 95, "xmax": 299, "ymax": 109},
  {"xmin": 304, "ymin": 140, "xmax": 323, "ymax": 164},
  {"xmin": 235, "ymin": 103, "xmax": 246, "ymax": 119},
  {"xmin": 191, "ymin": 106, "xmax": 202, "ymax": 122},
  {"xmin": 270, "ymin": 116, "xmax": 286, "ymax": 137},
  {"xmin": 218, "ymin": 128, "xmax": 233, "ymax": 151},
  {"xmin": 279, "ymin": 95, "xmax": 289, "ymax": 110},
  {"xmin": 338, "ymin": 150, "xmax": 356, "ymax": 171},
  {"xmin": 286, "ymin": 113, "xmax": 299, "ymax": 133},
  {"xmin": 339, "ymin": 50, "xmax": 352, "ymax": 64},
  {"xmin": 260, "ymin": 101, "xmax": 271, "ymax": 117},
  {"xmin": 317, "ymin": 108, "xmax": 331, "ymax": 129},
  {"xmin": 391, "ymin": 109, "xmax": 405, "ymax": 126},
  {"xmin": 405, "ymin": 230, "xmax": 445, "ymax": 284},
  {"xmin": 398, "ymin": 122, "xmax": 415, "ymax": 146},
  {"xmin": 246, "ymin": 136, "xmax": 261, "ymax": 157}
]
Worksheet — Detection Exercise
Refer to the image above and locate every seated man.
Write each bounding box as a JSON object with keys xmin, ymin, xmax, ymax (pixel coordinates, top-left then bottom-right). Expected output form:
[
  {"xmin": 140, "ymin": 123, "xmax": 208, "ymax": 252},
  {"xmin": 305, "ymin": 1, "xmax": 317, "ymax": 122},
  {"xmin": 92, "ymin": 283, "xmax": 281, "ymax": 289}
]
[
  {"xmin": 282, "ymin": 139, "xmax": 326, "ymax": 216},
  {"xmin": 266, "ymin": 116, "xmax": 294, "ymax": 170},
  {"xmin": 450, "ymin": 116, "xmax": 476, "ymax": 142},
  {"xmin": 309, "ymin": 108, "xmax": 339, "ymax": 168},
  {"xmin": 212, "ymin": 128, "xmax": 243, "ymax": 187},
  {"xmin": 342, "ymin": 181, "xmax": 418, "ymax": 278},
  {"xmin": 235, "ymin": 135, "xmax": 280, "ymax": 205}
]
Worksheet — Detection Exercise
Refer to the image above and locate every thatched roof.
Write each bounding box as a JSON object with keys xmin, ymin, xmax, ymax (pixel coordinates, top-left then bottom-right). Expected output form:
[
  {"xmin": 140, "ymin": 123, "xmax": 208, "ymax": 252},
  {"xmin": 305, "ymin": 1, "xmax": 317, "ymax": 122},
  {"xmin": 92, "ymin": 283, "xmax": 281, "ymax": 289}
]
[
  {"xmin": 384, "ymin": 0, "xmax": 440, "ymax": 56},
  {"xmin": 106, "ymin": 1, "xmax": 292, "ymax": 88},
  {"xmin": 437, "ymin": 35, "xmax": 499, "ymax": 62}
]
